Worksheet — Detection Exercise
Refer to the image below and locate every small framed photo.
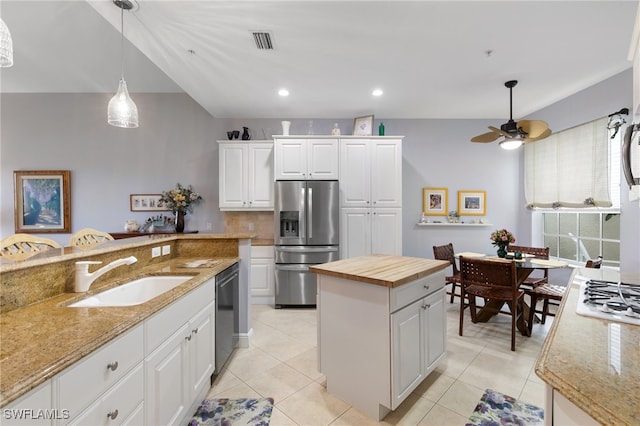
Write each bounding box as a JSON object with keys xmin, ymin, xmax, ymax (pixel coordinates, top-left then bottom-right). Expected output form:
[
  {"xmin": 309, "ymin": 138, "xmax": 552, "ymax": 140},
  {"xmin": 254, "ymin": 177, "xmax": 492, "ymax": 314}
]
[
  {"xmin": 353, "ymin": 115, "xmax": 374, "ymax": 136},
  {"xmin": 458, "ymin": 190, "xmax": 486, "ymax": 216},
  {"xmin": 14, "ymin": 170, "xmax": 71, "ymax": 233},
  {"xmin": 422, "ymin": 187, "xmax": 448, "ymax": 216},
  {"xmin": 130, "ymin": 194, "xmax": 168, "ymax": 212}
]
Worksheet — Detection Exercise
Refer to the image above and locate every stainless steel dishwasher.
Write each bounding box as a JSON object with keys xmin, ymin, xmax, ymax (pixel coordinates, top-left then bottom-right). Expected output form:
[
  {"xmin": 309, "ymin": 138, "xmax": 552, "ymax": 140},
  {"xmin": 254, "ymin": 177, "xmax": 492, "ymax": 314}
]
[{"xmin": 214, "ymin": 262, "xmax": 239, "ymax": 375}]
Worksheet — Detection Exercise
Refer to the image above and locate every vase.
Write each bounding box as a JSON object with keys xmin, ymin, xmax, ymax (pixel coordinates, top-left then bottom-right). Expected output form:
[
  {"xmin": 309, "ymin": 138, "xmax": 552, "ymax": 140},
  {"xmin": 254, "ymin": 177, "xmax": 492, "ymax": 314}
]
[
  {"xmin": 497, "ymin": 245, "xmax": 508, "ymax": 258},
  {"xmin": 175, "ymin": 210, "xmax": 185, "ymax": 233},
  {"xmin": 241, "ymin": 126, "xmax": 251, "ymax": 140}
]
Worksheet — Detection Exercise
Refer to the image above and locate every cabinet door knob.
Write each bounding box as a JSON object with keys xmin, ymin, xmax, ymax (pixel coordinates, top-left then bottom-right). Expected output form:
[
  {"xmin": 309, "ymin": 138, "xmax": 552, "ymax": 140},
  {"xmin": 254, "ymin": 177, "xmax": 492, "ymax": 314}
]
[
  {"xmin": 422, "ymin": 304, "xmax": 430, "ymax": 310},
  {"xmin": 107, "ymin": 409, "xmax": 119, "ymax": 420},
  {"xmin": 106, "ymin": 361, "xmax": 118, "ymax": 371},
  {"xmin": 424, "ymin": 285, "xmax": 430, "ymax": 290},
  {"xmin": 185, "ymin": 335, "xmax": 192, "ymax": 341},
  {"xmin": 192, "ymin": 328, "xmax": 199, "ymax": 335}
]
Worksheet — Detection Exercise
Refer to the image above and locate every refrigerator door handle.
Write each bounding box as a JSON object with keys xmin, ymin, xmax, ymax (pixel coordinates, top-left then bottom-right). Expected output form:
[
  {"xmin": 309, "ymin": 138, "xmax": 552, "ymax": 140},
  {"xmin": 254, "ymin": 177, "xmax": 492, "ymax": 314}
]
[
  {"xmin": 276, "ymin": 246, "xmax": 339, "ymax": 253},
  {"xmin": 300, "ymin": 186, "xmax": 306, "ymax": 239},
  {"xmin": 308, "ymin": 187, "xmax": 313, "ymax": 239},
  {"xmin": 275, "ymin": 264, "xmax": 310, "ymax": 272}
]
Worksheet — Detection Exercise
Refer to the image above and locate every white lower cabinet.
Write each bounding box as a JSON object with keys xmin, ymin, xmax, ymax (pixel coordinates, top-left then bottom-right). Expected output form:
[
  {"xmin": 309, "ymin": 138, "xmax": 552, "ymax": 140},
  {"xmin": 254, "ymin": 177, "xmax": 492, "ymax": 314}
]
[
  {"xmin": 390, "ymin": 288, "xmax": 445, "ymax": 408},
  {"xmin": 250, "ymin": 245, "xmax": 274, "ymax": 303},
  {"xmin": 2, "ymin": 381, "xmax": 54, "ymax": 425}
]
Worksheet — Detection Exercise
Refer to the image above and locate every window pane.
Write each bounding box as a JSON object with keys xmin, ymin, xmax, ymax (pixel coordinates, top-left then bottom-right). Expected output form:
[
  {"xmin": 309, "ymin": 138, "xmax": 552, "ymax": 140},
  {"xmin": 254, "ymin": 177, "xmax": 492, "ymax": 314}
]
[
  {"xmin": 579, "ymin": 213, "xmax": 600, "ymax": 238},
  {"xmin": 544, "ymin": 213, "xmax": 557, "ymax": 234},
  {"xmin": 602, "ymin": 214, "xmax": 620, "ymax": 240},
  {"xmin": 559, "ymin": 236, "xmax": 577, "ymax": 261},
  {"xmin": 581, "ymin": 239, "xmax": 600, "ymax": 262},
  {"xmin": 544, "ymin": 235, "xmax": 558, "ymax": 257},
  {"xmin": 602, "ymin": 241, "xmax": 620, "ymax": 263},
  {"xmin": 559, "ymin": 213, "xmax": 577, "ymax": 237}
]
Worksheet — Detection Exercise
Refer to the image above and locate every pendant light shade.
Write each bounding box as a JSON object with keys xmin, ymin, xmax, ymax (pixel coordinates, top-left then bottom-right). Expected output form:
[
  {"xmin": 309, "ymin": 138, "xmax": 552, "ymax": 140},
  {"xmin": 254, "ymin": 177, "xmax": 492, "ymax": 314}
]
[
  {"xmin": 108, "ymin": 0, "xmax": 138, "ymax": 128},
  {"xmin": 0, "ymin": 18, "xmax": 14, "ymax": 67},
  {"xmin": 108, "ymin": 79, "xmax": 139, "ymax": 128}
]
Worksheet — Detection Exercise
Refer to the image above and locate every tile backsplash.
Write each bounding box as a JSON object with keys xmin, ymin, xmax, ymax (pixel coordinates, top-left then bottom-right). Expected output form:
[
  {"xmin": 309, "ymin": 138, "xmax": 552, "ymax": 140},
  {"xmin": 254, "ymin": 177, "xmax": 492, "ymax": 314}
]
[{"xmin": 223, "ymin": 211, "xmax": 274, "ymax": 241}]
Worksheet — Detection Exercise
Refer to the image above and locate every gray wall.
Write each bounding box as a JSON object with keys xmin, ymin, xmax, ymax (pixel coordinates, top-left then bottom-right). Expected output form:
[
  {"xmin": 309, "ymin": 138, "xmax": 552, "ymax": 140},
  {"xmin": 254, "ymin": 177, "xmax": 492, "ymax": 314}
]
[{"xmin": 1, "ymin": 70, "xmax": 636, "ymax": 280}]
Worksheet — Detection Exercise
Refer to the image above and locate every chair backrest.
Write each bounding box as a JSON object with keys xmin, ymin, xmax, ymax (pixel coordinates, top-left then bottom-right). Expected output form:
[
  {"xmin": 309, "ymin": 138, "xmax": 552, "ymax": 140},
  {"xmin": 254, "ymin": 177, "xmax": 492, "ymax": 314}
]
[
  {"xmin": 585, "ymin": 256, "xmax": 603, "ymax": 269},
  {"xmin": 69, "ymin": 228, "xmax": 114, "ymax": 247},
  {"xmin": 507, "ymin": 245, "xmax": 549, "ymax": 259},
  {"xmin": 433, "ymin": 243, "xmax": 458, "ymax": 273},
  {"xmin": 0, "ymin": 234, "xmax": 62, "ymax": 261},
  {"xmin": 459, "ymin": 257, "xmax": 518, "ymax": 291}
]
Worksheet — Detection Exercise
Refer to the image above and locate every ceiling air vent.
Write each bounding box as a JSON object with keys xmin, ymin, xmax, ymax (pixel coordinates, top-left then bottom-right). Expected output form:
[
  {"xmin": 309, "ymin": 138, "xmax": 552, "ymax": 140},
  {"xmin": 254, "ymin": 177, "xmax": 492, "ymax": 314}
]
[{"xmin": 252, "ymin": 32, "xmax": 274, "ymax": 50}]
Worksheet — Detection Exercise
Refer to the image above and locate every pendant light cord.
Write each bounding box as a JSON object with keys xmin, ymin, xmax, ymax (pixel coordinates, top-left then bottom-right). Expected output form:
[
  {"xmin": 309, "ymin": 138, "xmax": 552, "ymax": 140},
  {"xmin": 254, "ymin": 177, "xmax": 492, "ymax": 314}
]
[{"xmin": 120, "ymin": 4, "xmax": 125, "ymax": 80}]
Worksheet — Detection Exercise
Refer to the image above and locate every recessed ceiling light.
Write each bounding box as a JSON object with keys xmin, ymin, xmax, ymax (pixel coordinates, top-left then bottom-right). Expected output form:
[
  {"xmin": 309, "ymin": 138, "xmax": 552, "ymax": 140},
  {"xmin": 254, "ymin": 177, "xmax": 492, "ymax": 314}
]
[
  {"xmin": 278, "ymin": 89, "xmax": 289, "ymax": 97},
  {"xmin": 372, "ymin": 89, "xmax": 383, "ymax": 97}
]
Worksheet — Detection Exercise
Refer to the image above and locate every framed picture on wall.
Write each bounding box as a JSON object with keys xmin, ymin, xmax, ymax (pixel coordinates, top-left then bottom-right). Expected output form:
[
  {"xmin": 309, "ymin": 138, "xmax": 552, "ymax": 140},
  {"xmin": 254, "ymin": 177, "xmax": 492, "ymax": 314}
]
[
  {"xmin": 458, "ymin": 190, "xmax": 486, "ymax": 216},
  {"xmin": 130, "ymin": 194, "xmax": 168, "ymax": 212},
  {"xmin": 14, "ymin": 170, "xmax": 71, "ymax": 233},
  {"xmin": 422, "ymin": 187, "xmax": 448, "ymax": 216}
]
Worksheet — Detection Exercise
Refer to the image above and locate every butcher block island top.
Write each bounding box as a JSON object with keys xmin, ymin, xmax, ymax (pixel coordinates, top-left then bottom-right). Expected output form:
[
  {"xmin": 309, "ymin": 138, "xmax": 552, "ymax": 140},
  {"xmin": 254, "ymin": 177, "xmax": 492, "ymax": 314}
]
[{"xmin": 309, "ymin": 254, "xmax": 449, "ymax": 288}]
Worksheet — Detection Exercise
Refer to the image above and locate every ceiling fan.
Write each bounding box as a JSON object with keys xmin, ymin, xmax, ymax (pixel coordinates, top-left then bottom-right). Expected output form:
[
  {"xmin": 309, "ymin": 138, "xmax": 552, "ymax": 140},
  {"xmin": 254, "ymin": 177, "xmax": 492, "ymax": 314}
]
[{"xmin": 471, "ymin": 80, "xmax": 552, "ymax": 150}]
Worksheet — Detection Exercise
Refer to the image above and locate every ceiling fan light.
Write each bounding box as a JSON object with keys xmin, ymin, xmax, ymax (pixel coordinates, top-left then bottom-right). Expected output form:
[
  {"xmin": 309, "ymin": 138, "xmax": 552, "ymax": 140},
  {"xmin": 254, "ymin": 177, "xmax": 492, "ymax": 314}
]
[
  {"xmin": 0, "ymin": 18, "xmax": 14, "ymax": 67},
  {"xmin": 499, "ymin": 137, "xmax": 523, "ymax": 150},
  {"xmin": 108, "ymin": 79, "xmax": 139, "ymax": 128}
]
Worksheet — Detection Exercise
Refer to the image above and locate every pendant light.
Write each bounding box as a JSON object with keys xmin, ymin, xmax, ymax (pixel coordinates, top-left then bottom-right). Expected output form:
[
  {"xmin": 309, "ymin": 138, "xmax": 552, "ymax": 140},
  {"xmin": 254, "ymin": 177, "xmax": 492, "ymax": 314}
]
[
  {"xmin": 0, "ymin": 17, "xmax": 13, "ymax": 67},
  {"xmin": 108, "ymin": 0, "xmax": 139, "ymax": 128}
]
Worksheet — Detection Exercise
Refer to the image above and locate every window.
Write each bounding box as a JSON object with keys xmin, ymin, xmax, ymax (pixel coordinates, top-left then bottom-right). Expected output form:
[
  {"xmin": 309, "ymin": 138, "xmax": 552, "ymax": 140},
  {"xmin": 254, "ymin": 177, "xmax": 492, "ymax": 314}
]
[{"xmin": 538, "ymin": 117, "xmax": 624, "ymax": 267}]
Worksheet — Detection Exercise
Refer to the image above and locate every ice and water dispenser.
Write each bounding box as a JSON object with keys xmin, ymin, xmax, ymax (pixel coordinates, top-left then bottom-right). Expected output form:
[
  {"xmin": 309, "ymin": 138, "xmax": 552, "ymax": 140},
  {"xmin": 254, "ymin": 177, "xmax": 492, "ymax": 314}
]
[{"xmin": 279, "ymin": 211, "xmax": 300, "ymax": 238}]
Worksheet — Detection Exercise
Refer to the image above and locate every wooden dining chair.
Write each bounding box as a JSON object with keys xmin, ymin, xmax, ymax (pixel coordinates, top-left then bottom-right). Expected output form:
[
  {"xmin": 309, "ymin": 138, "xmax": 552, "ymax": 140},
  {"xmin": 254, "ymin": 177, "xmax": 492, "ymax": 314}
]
[
  {"xmin": 0, "ymin": 234, "xmax": 62, "ymax": 261},
  {"xmin": 433, "ymin": 243, "xmax": 462, "ymax": 303},
  {"xmin": 69, "ymin": 228, "xmax": 114, "ymax": 247},
  {"xmin": 527, "ymin": 256, "xmax": 603, "ymax": 332},
  {"xmin": 507, "ymin": 245, "xmax": 550, "ymax": 288},
  {"xmin": 459, "ymin": 257, "xmax": 523, "ymax": 351}
]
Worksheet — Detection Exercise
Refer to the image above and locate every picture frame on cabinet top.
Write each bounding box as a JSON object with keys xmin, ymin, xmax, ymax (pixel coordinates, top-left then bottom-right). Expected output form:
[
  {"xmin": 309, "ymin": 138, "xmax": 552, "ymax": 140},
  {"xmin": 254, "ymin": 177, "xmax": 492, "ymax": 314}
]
[
  {"xmin": 353, "ymin": 115, "xmax": 374, "ymax": 136},
  {"xmin": 422, "ymin": 187, "xmax": 448, "ymax": 216}
]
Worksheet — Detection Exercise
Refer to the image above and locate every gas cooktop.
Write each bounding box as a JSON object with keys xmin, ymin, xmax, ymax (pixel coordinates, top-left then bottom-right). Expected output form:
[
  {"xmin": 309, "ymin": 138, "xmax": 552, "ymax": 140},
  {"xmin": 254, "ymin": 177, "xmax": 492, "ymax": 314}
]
[{"xmin": 576, "ymin": 279, "xmax": 640, "ymax": 326}]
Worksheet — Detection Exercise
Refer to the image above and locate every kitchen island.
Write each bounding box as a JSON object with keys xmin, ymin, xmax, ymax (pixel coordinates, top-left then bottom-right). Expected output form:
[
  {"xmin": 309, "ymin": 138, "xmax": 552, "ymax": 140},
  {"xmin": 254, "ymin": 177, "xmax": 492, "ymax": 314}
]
[
  {"xmin": 310, "ymin": 254, "xmax": 449, "ymax": 420},
  {"xmin": 535, "ymin": 267, "xmax": 640, "ymax": 425}
]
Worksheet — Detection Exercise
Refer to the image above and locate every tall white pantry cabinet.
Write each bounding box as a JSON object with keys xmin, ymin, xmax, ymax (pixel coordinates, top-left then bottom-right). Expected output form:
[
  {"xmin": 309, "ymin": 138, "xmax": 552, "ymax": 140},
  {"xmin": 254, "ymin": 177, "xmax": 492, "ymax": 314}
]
[{"xmin": 339, "ymin": 138, "xmax": 403, "ymax": 258}]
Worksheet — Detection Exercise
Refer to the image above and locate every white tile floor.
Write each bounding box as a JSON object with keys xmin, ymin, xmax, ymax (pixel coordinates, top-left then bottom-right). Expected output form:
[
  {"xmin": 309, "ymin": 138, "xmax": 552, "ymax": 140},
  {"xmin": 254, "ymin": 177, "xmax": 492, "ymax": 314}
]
[{"xmin": 205, "ymin": 292, "xmax": 553, "ymax": 425}]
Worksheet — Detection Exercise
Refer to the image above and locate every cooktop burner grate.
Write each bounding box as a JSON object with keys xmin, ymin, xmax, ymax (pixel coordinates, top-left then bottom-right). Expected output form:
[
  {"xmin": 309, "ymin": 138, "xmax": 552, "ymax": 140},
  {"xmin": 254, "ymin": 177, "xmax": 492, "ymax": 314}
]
[{"xmin": 576, "ymin": 279, "xmax": 640, "ymax": 326}]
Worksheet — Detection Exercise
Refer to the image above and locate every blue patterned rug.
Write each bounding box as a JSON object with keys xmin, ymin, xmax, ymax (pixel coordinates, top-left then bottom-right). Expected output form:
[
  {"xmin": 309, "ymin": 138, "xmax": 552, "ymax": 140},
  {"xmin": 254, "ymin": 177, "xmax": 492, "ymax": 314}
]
[
  {"xmin": 188, "ymin": 397, "xmax": 274, "ymax": 426},
  {"xmin": 466, "ymin": 389, "xmax": 544, "ymax": 426}
]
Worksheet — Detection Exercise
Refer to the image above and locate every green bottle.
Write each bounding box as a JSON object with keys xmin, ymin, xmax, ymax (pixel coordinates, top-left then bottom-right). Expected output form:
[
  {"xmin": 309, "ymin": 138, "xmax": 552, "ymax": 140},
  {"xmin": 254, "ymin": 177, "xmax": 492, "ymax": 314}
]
[{"xmin": 378, "ymin": 122, "xmax": 385, "ymax": 136}]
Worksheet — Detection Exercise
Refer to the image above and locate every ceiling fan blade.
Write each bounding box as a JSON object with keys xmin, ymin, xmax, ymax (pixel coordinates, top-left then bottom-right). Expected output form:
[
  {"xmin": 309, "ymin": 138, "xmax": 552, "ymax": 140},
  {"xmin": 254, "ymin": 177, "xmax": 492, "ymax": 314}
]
[
  {"xmin": 525, "ymin": 128, "xmax": 552, "ymax": 142},
  {"xmin": 517, "ymin": 120, "xmax": 549, "ymax": 139},
  {"xmin": 471, "ymin": 130, "xmax": 500, "ymax": 143},
  {"xmin": 488, "ymin": 125, "xmax": 513, "ymax": 139}
]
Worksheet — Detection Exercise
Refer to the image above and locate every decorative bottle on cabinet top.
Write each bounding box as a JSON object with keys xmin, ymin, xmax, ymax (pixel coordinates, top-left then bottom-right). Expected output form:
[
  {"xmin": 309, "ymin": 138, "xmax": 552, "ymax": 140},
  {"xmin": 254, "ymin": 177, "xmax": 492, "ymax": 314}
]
[
  {"xmin": 378, "ymin": 122, "xmax": 385, "ymax": 136},
  {"xmin": 331, "ymin": 123, "xmax": 341, "ymax": 136}
]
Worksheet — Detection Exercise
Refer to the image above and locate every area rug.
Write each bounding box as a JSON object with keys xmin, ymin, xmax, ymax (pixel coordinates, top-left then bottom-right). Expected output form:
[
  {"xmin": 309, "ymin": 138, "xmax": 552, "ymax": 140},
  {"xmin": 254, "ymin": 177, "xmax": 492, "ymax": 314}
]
[
  {"xmin": 188, "ymin": 397, "xmax": 274, "ymax": 426},
  {"xmin": 466, "ymin": 388, "xmax": 544, "ymax": 426}
]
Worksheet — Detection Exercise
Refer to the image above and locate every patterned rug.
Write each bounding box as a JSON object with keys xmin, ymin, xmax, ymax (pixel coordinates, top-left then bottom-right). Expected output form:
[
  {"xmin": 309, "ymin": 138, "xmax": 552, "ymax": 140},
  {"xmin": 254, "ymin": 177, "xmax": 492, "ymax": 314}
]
[
  {"xmin": 466, "ymin": 389, "xmax": 544, "ymax": 426},
  {"xmin": 188, "ymin": 397, "xmax": 274, "ymax": 426}
]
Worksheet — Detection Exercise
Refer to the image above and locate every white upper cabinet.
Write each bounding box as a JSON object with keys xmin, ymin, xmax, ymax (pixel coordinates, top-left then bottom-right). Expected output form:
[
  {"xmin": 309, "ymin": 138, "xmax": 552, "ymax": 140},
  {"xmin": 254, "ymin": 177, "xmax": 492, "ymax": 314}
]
[
  {"xmin": 340, "ymin": 138, "xmax": 402, "ymax": 208},
  {"xmin": 274, "ymin": 138, "xmax": 339, "ymax": 180},
  {"xmin": 219, "ymin": 140, "xmax": 274, "ymax": 210}
]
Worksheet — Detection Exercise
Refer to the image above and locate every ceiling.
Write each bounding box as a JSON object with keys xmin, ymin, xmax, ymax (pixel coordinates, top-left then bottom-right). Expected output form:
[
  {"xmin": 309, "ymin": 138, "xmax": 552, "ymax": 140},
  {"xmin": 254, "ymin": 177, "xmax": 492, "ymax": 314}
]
[{"xmin": 1, "ymin": 1, "xmax": 638, "ymax": 119}]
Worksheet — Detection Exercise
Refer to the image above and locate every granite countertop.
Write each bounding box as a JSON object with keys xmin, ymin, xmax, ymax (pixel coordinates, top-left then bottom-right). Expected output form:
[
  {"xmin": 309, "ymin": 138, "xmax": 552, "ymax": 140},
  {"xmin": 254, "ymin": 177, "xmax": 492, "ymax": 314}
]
[
  {"xmin": 0, "ymin": 257, "xmax": 238, "ymax": 407},
  {"xmin": 309, "ymin": 254, "xmax": 449, "ymax": 288},
  {"xmin": 535, "ymin": 268, "xmax": 640, "ymax": 425}
]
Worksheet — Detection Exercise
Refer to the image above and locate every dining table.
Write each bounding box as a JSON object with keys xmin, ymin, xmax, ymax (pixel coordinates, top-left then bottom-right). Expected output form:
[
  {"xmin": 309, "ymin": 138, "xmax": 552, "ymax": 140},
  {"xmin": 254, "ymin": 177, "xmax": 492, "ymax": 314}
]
[{"xmin": 455, "ymin": 252, "xmax": 568, "ymax": 336}]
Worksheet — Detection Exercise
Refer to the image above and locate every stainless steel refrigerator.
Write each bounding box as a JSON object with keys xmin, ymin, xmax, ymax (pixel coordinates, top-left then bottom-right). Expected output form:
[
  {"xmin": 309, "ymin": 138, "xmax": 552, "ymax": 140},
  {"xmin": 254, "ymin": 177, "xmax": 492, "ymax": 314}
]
[{"xmin": 274, "ymin": 180, "xmax": 339, "ymax": 307}]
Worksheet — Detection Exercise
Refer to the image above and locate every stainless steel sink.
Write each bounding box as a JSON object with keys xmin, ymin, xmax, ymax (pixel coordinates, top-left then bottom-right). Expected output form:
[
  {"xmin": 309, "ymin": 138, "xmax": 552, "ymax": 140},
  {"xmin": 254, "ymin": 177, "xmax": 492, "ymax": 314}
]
[{"xmin": 68, "ymin": 275, "xmax": 193, "ymax": 307}]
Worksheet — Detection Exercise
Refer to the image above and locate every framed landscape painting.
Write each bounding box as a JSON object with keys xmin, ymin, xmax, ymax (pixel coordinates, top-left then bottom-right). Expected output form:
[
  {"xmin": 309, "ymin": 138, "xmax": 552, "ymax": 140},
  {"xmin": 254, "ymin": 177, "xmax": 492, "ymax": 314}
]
[
  {"xmin": 14, "ymin": 170, "xmax": 71, "ymax": 233},
  {"xmin": 458, "ymin": 190, "xmax": 486, "ymax": 216},
  {"xmin": 422, "ymin": 187, "xmax": 448, "ymax": 216}
]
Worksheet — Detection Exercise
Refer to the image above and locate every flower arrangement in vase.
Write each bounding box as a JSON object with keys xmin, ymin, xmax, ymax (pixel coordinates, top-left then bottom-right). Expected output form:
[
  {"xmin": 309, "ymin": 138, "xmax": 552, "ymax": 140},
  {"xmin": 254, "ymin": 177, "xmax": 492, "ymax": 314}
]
[
  {"xmin": 490, "ymin": 229, "xmax": 515, "ymax": 258},
  {"xmin": 159, "ymin": 183, "xmax": 203, "ymax": 232}
]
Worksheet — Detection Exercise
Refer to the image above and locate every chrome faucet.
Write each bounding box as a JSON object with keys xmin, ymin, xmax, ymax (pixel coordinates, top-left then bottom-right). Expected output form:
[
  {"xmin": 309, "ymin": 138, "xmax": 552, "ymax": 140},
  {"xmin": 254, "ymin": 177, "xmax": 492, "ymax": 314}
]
[{"xmin": 74, "ymin": 256, "xmax": 138, "ymax": 292}]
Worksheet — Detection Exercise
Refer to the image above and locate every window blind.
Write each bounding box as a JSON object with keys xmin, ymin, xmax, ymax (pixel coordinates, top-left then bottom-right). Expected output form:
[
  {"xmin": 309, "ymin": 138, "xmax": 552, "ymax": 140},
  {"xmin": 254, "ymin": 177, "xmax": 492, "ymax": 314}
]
[{"xmin": 524, "ymin": 117, "xmax": 611, "ymax": 209}]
